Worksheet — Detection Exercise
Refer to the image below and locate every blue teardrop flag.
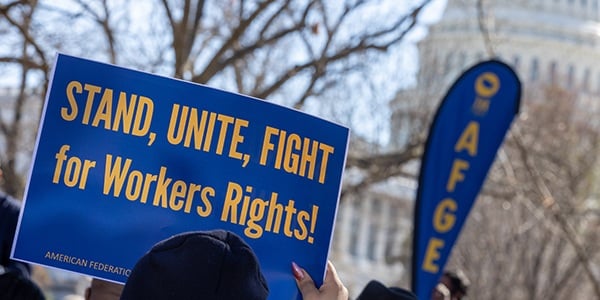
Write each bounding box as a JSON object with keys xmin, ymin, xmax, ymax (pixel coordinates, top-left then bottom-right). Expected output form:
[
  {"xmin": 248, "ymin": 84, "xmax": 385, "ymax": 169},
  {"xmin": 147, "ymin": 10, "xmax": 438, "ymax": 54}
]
[{"xmin": 411, "ymin": 60, "xmax": 521, "ymax": 299}]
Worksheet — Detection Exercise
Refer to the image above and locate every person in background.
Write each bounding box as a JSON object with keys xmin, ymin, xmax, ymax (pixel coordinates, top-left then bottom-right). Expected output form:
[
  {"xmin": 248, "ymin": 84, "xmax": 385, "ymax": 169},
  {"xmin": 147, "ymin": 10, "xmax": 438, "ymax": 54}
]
[
  {"xmin": 354, "ymin": 279, "xmax": 417, "ymax": 300},
  {"xmin": 432, "ymin": 281, "xmax": 451, "ymax": 300},
  {"xmin": 0, "ymin": 265, "xmax": 45, "ymax": 300},
  {"xmin": 432, "ymin": 270, "xmax": 469, "ymax": 300},
  {"xmin": 119, "ymin": 229, "xmax": 349, "ymax": 300},
  {"xmin": 119, "ymin": 230, "xmax": 270, "ymax": 300},
  {"xmin": 0, "ymin": 169, "xmax": 46, "ymax": 299},
  {"xmin": 0, "ymin": 192, "xmax": 30, "ymax": 278}
]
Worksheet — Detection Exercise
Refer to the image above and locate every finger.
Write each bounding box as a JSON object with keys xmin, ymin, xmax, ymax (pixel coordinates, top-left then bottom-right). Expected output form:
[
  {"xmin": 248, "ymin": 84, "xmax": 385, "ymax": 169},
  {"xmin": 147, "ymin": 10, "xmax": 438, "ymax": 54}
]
[{"xmin": 292, "ymin": 262, "xmax": 319, "ymax": 298}]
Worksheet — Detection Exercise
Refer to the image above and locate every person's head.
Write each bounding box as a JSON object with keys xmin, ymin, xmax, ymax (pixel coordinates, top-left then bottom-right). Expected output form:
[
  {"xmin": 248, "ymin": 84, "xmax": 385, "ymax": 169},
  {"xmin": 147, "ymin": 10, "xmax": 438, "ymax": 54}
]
[
  {"xmin": 85, "ymin": 278, "xmax": 123, "ymax": 300},
  {"xmin": 431, "ymin": 282, "xmax": 451, "ymax": 300},
  {"xmin": 356, "ymin": 280, "xmax": 417, "ymax": 300},
  {"xmin": 0, "ymin": 266, "xmax": 45, "ymax": 300},
  {"xmin": 434, "ymin": 270, "xmax": 469, "ymax": 300},
  {"xmin": 120, "ymin": 229, "xmax": 269, "ymax": 300}
]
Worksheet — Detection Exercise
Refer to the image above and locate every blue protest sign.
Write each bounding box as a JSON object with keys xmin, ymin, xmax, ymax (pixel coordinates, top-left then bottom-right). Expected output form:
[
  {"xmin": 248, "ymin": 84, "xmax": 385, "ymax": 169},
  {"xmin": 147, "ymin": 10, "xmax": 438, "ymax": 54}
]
[
  {"xmin": 12, "ymin": 53, "xmax": 349, "ymax": 300},
  {"xmin": 411, "ymin": 60, "xmax": 521, "ymax": 299}
]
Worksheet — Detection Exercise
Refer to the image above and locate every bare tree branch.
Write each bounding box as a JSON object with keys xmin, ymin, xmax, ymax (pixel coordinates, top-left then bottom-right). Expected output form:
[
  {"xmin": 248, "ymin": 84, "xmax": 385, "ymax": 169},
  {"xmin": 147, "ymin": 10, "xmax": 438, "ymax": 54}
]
[
  {"xmin": 477, "ymin": 0, "xmax": 495, "ymax": 57},
  {"xmin": 73, "ymin": 0, "xmax": 118, "ymax": 64},
  {"xmin": 161, "ymin": 0, "xmax": 206, "ymax": 78},
  {"xmin": 511, "ymin": 126, "xmax": 600, "ymax": 298},
  {"xmin": 191, "ymin": 0, "xmax": 276, "ymax": 83}
]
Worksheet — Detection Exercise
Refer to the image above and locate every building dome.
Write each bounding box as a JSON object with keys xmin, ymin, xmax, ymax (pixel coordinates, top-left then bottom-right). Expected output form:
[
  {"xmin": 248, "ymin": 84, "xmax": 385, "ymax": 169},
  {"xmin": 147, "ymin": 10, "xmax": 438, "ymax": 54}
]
[
  {"xmin": 417, "ymin": 0, "xmax": 600, "ymax": 95},
  {"xmin": 388, "ymin": 0, "xmax": 600, "ymax": 148}
]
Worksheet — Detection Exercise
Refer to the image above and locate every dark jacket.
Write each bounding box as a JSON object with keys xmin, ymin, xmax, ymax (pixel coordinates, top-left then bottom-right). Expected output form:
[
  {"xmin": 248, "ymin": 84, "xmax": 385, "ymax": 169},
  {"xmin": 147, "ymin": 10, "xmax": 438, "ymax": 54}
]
[{"xmin": 0, "ymin": 193, "xmax": 30, "ymax": 277}]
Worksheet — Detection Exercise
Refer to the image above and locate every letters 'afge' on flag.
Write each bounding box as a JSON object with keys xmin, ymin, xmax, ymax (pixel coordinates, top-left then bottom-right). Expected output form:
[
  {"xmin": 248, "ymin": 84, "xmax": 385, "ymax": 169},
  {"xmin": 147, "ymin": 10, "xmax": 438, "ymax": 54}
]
[{"xmin": 411, "ymin": 60, "xmax": 521, "ymax": 299}]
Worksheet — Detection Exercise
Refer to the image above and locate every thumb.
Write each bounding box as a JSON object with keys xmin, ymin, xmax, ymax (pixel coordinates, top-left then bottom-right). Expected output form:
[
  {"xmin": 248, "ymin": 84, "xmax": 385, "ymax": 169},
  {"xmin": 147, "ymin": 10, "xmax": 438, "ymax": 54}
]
[{"xmin": 323, "ymin": 261, "xmax": 343, "ymax": 287}]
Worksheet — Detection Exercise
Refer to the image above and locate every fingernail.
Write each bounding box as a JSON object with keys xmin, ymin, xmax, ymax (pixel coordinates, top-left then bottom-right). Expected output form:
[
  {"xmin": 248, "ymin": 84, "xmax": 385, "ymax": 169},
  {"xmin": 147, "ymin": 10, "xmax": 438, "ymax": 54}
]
[{"xmin": 291, "ymin": 261, "xmax": 304, "ymax": 280}]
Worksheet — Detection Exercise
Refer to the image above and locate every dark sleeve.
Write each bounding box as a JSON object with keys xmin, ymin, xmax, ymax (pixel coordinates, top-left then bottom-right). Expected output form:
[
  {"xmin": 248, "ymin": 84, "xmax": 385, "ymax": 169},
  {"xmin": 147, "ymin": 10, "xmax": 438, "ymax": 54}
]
[{"xmin": 0, "ymin": 195, "xmax": 31, "ymax": 277}]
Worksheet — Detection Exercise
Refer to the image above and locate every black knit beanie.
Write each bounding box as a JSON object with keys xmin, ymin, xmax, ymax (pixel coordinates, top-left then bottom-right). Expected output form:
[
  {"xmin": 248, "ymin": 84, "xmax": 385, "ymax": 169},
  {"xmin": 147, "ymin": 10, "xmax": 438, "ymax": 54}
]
[
  {"xmin": 356, "ymin": 280, "xmax": 417, "ymax": 300},
  {"xmin": 120, "ymin": 230, "xmax": 269, "ymax": 300}
]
